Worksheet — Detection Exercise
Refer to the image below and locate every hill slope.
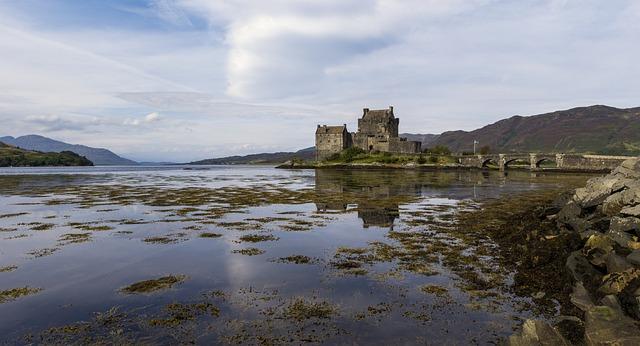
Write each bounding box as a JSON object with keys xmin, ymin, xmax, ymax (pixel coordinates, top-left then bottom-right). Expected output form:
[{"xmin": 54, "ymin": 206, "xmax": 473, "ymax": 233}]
[
  {"xmin": 190, "ymin": 147, "xmax": 315, "ymax": 165},
  {"xmin": 0, "ymin": 135, "xmax": 136, "ymax": 165},
  {"xmin": 430, "ymin": 105, "xmax": 640, "ymax": 155},
  {"xmin": 0, "ymin": 141, "xmax": 93, "ymax": 167}
]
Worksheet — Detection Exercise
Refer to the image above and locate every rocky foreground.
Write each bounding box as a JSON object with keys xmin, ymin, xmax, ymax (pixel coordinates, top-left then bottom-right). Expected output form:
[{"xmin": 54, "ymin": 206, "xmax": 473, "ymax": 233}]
[{"xmin": 510, "ymin": 157, "xmax": 640, "ymax": 345}]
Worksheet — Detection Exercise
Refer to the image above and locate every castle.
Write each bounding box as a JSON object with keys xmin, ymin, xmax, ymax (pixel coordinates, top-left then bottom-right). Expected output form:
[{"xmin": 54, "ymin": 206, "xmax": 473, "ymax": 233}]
[{"xmin": 315, "ymin": 106, "xmax": 422, "ymax": 160}]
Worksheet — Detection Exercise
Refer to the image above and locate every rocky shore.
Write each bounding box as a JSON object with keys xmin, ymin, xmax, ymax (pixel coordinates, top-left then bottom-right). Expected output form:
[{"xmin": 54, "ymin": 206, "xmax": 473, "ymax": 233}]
[{"xmin": 510, "ymin": 157, "xmax": 640, "ymax": 345}]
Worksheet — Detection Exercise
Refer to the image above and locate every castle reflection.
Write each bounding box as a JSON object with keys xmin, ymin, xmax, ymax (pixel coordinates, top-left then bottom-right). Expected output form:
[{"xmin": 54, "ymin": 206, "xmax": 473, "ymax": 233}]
[{"xmin": 314, "ymin": 169, "xmax": 423, "ymax": 229}]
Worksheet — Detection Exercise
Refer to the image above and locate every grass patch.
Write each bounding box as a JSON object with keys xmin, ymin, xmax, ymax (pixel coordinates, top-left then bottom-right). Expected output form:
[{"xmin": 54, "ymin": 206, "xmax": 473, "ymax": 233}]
[
  {"xmin": 120, "ymin": 275, "xmax": 186, "ymax": 294},
  {"xmin": 0, "ymin": 286, "xmax": 42, "ymax": 303}
]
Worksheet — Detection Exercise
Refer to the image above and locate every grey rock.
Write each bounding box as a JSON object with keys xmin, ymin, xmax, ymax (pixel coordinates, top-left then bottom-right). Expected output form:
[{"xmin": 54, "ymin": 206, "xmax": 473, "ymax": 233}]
[
  {"xmin": 606, "ymin": 253, "xmax": 634, "ymax": 273},
  {"xmin": 627, "ymin": 250, "xmax": 640, "ymax": 266},
  {"xmin": 507, "ymin": 319, "xmax": 570, "ymax": 346},
  {"xmin": 611, "ymin": 158, "xmax": 640, "ymax": 178},
  {"xmin": 574, "ymin": 179, "xmax": 616, "ymax": 208},
  {"xmin": 599, "ymin": 295, "xmax": 622, "ymax": 310},
  {"xmin": 567, "ymin": 250, "xmax": 603, "ymax": 284},
  {"xmin": 571, "ymin": 282, "xmax": 594, "ymax": 311},
  {"xmin": 606, "ymin": 228, "xmax": 635, "ymax": 248},
  {"xmin": 621, "ymin": 205, "xmax": 640, "ymax": 217},
  {"xmin": 598, "ymin": 268, "xmax": 640, "ymax": 295},
  {"xmin": 583, "ymin": 234, "xmax": 615, "ymax": 268},
  {"xmin": 610, "ymin": 216, "xmax": 640, "ymax": 234},
  {"xmin": 584, "ymin": 304, "xmax": 640, "ymax": 346},
  {"xmin": 602, "ymin": 192, "xmax": 626, "ymax": 216}
]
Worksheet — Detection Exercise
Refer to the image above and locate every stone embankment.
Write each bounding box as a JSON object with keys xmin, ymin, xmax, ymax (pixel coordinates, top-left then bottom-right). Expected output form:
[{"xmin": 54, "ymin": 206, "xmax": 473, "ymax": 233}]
[{"xmin": 510, "ymin": 157, "xmax": 640, "ymax": 345}]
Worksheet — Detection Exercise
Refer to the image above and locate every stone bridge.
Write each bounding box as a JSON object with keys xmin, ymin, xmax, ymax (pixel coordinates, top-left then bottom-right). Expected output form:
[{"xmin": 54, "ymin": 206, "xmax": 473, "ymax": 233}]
[{"xmin": 457, "ymin": 153, "xmax": 635, "ymax": 171}]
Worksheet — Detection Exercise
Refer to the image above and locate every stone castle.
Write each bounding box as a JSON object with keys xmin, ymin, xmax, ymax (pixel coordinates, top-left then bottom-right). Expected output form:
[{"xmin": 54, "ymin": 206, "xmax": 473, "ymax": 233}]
[{"xmin": 315, "ymin": 106, "xmax": 422, "ymax": 160}]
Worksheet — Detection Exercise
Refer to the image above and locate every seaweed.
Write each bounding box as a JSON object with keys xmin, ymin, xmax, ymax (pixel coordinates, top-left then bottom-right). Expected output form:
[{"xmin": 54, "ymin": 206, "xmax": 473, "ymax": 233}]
[
  {"xmin": 0, "ymin": 287, "xmax": 42, "ymax": 303},
  {"xmin": 120, "ymin": 275, "xmax": 187, "ymax": 294}
]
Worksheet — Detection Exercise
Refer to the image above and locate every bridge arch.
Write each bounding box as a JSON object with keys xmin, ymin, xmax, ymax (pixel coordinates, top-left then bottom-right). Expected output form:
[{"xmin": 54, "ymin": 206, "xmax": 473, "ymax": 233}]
[
  {"xmin": 503, "ymin": 158, "xmax": 529, "ymax": 169},
  {"xmin": 535, "ymin": 157, "xmax": 557, "ymax": 168},
  {"xmin": 481, "ymin": 158, "xmax": 498, "ymax": 168}
]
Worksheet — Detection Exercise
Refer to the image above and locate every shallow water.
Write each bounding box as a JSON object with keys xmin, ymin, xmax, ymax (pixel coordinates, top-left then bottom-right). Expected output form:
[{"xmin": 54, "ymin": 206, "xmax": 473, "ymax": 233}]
[{"xmin": 0, "ymin": 166, "xmax": 593, "ymax": 344}]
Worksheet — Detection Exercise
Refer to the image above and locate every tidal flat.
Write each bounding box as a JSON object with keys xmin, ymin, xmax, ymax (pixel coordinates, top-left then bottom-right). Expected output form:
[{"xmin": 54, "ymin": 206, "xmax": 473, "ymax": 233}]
[{"xmin": 0, "ymin": 165, "xmax": 594, "ymax": 344}]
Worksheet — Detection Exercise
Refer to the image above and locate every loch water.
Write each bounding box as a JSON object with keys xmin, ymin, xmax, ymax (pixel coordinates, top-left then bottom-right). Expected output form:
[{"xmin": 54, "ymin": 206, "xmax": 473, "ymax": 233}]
[{"xmin": 0, "ymin": 166, "xmax": 593, "ymax": 344}]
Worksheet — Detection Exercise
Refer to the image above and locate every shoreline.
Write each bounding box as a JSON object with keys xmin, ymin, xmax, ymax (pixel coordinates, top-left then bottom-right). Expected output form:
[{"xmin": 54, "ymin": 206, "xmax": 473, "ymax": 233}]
[{"xmin": 276, "ymin": 162, "xmax": 612, "ymax": 174}]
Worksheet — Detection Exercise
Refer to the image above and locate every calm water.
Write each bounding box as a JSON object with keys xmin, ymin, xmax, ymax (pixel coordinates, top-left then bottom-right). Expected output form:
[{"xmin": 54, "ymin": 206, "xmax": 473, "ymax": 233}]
[{"xmin": 0, "ymin": 166, "xmax": 593, "ymax": 344}]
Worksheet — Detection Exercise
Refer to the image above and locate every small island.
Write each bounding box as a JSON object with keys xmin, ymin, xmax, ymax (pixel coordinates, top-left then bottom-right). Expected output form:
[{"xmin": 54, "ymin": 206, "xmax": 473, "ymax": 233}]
[{"xmin": 0, "ymin": 142, "xmax": 93, "ymax": 167}]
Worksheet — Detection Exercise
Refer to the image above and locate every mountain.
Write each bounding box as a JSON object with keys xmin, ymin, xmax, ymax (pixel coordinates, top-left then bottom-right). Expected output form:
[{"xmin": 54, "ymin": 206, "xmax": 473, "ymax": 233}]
[
  {"xmin": 400, "ymin": 133, "xmax": 440, "ymax": 147},
  {"xmin": 190, "ymin": 147, "xmax": 315, "ymax": 165},
  {"xmin": 428, "ymin": 105, "xmax": 640, "ymax": 155},
  {"xmin": 0, "ymin": 141, "xmax": 93, "ymax": 167},
  {"xmin": 0, "ymin": 135, "xmax": 137, "ymax": 165}
]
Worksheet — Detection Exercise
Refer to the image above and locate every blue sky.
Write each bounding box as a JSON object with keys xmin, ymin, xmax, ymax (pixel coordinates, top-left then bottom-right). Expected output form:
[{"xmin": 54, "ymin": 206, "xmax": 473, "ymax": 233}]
[{"xmin": 1, "ymin": 0, "xmax": 639, "ymax": 162}]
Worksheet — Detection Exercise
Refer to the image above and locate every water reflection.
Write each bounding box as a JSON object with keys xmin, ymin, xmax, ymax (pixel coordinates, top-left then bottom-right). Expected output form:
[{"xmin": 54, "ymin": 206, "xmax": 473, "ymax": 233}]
[{"xmin": 314, "ymin": 169, "xmax": 423, "ymax": 229}]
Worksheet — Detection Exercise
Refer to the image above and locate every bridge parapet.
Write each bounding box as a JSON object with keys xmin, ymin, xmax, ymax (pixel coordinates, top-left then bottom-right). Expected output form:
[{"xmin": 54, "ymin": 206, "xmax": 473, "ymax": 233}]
[{"xmin": 454, "ymin": 153, "xmax": 634, "ymax": 172}]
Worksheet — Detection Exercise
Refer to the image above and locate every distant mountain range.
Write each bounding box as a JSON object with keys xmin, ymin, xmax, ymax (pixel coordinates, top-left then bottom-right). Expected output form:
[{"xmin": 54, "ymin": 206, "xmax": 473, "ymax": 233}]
[
  {"xmin": 428, "ymin": 105, "xmax": 640, "ymax": 155},
  {"xmin": 190, "ymin": 147, "xmax": 315, "ymax": 165},
  {"xmin": 0, "ymin": 135, "xmax": 137, "ymax": 166}
]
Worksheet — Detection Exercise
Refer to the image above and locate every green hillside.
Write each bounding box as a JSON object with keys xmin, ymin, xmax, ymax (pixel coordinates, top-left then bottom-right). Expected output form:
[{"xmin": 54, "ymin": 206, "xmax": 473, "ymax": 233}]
[
  {"xmin": 430, "ymin": 105, "xmax": 640, "ymax": 155},
  {"xmin": 0, "ymin": 142, "xmax": 93, "ymax": 167}
]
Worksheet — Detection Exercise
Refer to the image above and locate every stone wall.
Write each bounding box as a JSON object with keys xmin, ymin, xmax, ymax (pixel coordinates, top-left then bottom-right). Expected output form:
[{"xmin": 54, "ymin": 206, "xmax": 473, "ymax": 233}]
[
  {"xmin": 315, "ymin": 125, "xmax": 350, "ymax": 160},
  {"xmin": 389, "ymin": 137, "xmax": 422, "ymax": 154}
]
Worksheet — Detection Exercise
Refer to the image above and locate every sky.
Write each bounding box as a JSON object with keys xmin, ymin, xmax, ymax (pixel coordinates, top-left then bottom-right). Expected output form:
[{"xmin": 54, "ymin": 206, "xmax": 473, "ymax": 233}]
[{"xmin": 0, "ymin": 0, "xmax": 639, "ymax": 162}]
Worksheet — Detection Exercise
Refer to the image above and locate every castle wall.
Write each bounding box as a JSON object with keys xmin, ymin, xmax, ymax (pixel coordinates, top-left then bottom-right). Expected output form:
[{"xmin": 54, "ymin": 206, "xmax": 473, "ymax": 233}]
[
  {"xmin": 315, "ymin": 127, "xmax": 350, "ymax": 160},
  {"xmin": 389, "ymin": 137, "xmax": 422, "ymax": 153}
]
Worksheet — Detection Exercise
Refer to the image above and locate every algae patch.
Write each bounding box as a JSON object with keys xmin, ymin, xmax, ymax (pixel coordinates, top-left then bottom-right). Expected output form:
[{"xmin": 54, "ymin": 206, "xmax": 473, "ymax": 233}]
[
  {"xmin": 0, "ymin": 286, "xmax": 42, "ymax": 303},
  {"xmin": 238, "ymin": 233, "xmax": 279, "ymax": 243},
  {"xmin": 200, "ymin": 232, "xmax": 223, "ymax": 238},
  {"xmin": 232, "ymin": 248, "xmax": 265, "ymax": 256},
  {"xmin": 0, "ymin": 265, "xmax": 18, "ymax": 273},
  {"xmin": 120, "ymin": 275, "xmax": 187, "ymax": 294},
  {"xmin": 282, "ymin": 298, "xmax": 337, "ymax": 321}
]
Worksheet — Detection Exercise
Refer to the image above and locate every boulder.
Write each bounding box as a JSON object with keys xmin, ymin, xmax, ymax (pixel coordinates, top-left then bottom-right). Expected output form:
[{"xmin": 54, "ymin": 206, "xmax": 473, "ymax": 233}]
[
  {"xmin": 610, "ymin": 158, "xmax": 640, "ymax": 180},
  {"xmin": 507, "ymin": 319, "xmax": 570, "ymax": 346},
  {"xmin": 583, "ymin": 234, "xmax": 615, "ymax": 268},
  {"xmin": 602, "ymin": 192, "xmax": 626, "ymax": 216},
  {"xmin": 610, "ymin": 216, "xmax": 640, "ymax": 235},
  {"xmin": 574, "ymin": 178, "xmax": 616, "ymax": 208},
  {"xmin": 584, "ymin": 304, "xmax": 640, "ymax": 345},
  {"xmin": 567, "ymin": 250, "xmax": 603, "ymax": 285},
  {"xmin": 621, "ymin": 205, "xmax": 640, "ymax": 217},
  {"xmin": 606, "ymin": 253, "xmax": 634, "ymax": 273},
  {"xmin": 606, "ymin": 228, "xmax": 636, "ymax": 248},
  {"xmin": 571, "ymin": 281, "xmax": 594, "ymax": 311},
  {"xmin": 599, "ymin": 268, "xmax": 640, "ymax": 295},
  {"xmin": 627, "ymin": 250, "xmax": 640, "ymax": 266}
]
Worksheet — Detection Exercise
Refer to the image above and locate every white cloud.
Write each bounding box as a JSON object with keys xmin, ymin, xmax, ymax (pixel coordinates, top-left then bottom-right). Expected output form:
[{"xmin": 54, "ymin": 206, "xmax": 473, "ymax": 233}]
[{"xmin": 123, "ymin": 112, "xmax": 162, "ymax": 126}]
